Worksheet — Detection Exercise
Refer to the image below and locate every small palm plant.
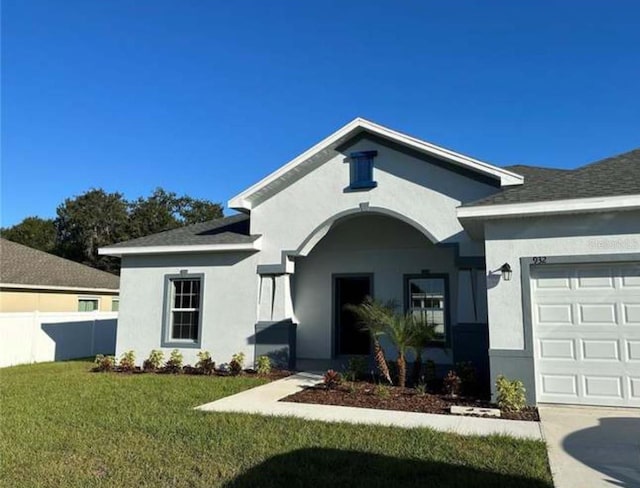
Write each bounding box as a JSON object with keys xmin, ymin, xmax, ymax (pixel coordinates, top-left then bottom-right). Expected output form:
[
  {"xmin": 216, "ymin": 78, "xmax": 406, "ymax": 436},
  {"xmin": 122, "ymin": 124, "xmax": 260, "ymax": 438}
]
[
  {"xmin": 345, "ymin": 297, "xmax": 395, "ymax": 385},
  {"xmin": 407, "ymin": 316, "xmax": 439, "ymax": 386},
  {"xmin": 384, "ymin": 313, "xmax": 418, "ymax": 389}
]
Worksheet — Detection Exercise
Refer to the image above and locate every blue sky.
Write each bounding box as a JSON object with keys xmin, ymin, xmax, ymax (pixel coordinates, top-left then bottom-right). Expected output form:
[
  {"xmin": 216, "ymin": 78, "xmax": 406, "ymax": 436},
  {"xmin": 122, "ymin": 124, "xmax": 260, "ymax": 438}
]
[{"xmin": 2, "ymin": 0, "xmax": 639, "ymax": 226}]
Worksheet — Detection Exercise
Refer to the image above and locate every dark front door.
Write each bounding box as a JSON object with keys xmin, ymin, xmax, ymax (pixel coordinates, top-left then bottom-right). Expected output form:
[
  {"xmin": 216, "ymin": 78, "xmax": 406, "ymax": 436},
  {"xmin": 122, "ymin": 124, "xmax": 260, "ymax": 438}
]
[{"xmin": 334, "ymin": 275, "xmax": 372, "ymax": 356}]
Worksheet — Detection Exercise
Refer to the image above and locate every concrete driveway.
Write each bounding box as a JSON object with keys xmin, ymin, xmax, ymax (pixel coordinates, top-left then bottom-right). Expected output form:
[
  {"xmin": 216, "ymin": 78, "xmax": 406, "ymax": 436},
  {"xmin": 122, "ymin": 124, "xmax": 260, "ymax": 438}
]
[{"xmin": 539, "ymin": 405, "xmax": 640, "ymax": 488}]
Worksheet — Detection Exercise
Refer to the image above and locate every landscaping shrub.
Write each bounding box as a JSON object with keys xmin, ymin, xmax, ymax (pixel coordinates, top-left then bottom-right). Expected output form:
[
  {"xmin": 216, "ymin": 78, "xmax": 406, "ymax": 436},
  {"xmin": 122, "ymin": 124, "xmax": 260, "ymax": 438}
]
[
  {"xmin": 118, "ymin": 350, "xmax": 136, "ymax": 372},
  {"xmin": 196, "ymin": 351, "xmax": 216, "ymax": 375},
  {"xmin": 143, "ymin": 349, "xmax": 164, "ymax": 372},
  {"xmin": 496, "ymin": 375, "xmax": 527, "ymax": 412},
  {"xmin": 443, "ymin": 370, "xmax": 462, "ymax": 397},
  {"xmin": 373, "ymin": 384, "xmax": 390, "ymax": 399},
  {"xmin": 323, "ymin": 369, "xmax": 342, "ymax": 389},
  {"xmin": 228, "ymin": 352, "xmax": 245, "ymax": 375},
  {"xmin": 93, "ymin": 354, "xmax": 116, "ymax": 372},
  {"xmin": 255, "ymin": 355, "xmax": 271, "ymax": 375},
  {"xmin": 164, "ymin": 349, "xmax": 183, "ymax": 374},
  {"xmin": 414, "ymin": 381, "xmax": 427, "ymax": 396},
  {"xmin": 455, "ymin": 361, "xmax": 478, "ymax": 396}
]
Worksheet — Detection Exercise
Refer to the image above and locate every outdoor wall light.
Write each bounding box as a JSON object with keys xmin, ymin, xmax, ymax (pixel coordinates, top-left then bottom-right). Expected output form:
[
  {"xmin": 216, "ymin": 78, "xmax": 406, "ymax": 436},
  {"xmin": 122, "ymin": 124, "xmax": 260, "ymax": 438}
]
[{"xmin": 500, "ymin": 263, "xmax": 512, "ymax": 281}]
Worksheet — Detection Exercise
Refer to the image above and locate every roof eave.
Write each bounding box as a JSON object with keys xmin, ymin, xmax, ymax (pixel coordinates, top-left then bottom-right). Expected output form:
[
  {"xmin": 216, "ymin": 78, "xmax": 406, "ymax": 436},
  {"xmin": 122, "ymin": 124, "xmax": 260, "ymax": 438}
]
[
  {"xmin": 98, "ymin": 237, "xmax": 263, "ymax": 257},
  {"xmin": 457, "ymin": 194, "xmax": 640, "ymax": 221}
]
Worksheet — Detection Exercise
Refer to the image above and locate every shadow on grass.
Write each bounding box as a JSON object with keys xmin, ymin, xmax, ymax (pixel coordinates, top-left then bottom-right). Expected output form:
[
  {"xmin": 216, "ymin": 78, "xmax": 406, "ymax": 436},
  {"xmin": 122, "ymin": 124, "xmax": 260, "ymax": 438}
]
[{"xmin": 223, "ymin": 447, "xmax": 551, "ymax": 488}]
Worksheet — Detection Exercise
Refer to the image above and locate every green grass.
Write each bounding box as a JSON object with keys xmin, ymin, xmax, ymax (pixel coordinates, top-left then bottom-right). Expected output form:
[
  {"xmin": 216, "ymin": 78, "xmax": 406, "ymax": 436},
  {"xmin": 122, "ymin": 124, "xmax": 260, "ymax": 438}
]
[{"xmin": 0, "ymin": 361, "xmax": 552, "ymax": 487}]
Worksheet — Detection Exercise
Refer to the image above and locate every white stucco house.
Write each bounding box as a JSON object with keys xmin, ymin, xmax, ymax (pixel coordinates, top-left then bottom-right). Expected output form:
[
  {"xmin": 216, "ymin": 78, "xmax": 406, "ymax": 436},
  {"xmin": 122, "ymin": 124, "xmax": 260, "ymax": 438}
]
[{"xmin": 101, "ymin": 118, "xmax": 640, "ymax": 407}]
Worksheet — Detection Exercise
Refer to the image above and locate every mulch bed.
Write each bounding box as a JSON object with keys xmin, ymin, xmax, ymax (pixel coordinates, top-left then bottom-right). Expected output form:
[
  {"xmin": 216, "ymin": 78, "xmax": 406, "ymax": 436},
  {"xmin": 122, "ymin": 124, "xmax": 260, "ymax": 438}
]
[
  {"xmin": 282, "ymin": 382, "xmax": 539, "ymax": 422},
  {"xmin": 92, "ymin": 366, "xmax": 292, "ymax": 380}
]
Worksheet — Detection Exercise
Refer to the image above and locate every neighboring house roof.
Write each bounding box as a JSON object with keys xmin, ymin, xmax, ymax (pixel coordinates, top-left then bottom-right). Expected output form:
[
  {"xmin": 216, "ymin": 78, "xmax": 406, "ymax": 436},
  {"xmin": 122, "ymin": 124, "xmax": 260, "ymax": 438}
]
[
  {"xmin": 99, "ymin": 214, "xmax": 262, "ymax": 257},
  {"xmin": 0, "ymin": 238, "xmax": 119, "ymax": 291},
  {"xmin": 228, "ymin": 117, "xmax": 524, "ymax": 210},
  {"xmin": 465, "ymin": 149, "xmax": 640, "ymax": 207}
]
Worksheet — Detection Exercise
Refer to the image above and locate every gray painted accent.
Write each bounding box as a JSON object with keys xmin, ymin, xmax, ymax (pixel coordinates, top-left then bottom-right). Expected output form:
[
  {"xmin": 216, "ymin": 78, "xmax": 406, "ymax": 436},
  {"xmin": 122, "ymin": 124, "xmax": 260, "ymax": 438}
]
[
  {"xmin": 161, "ymin": 272, "xmax": 204, "ymax": 349},
  {"xmin": 256, "ymin": 264, "xmax": 286, "ymax": 275},
  {"xmin": 489, "ymin": 354, "xmax": 536, "ymax": 405},
  {"xmin": 332, "ymin": 273, "xmax": 374, "ymax": 359},
  {"xmin": 254, "ymin": 320, "xmax": 297, "ymax": 370},
  {"xmin": 452, "ymin": 322, "xmax": 490, "ymax": 397},
  {"xmin": 403, "ymin": 271, "xmax": 452, "ymax": 348},
  {"xmin": 336, "ymin": 131, "xmax": 502, "ymax": 188}
]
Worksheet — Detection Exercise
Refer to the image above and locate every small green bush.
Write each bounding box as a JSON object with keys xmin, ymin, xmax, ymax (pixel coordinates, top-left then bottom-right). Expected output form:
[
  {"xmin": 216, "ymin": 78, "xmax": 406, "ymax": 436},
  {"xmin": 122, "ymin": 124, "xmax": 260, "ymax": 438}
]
[
  {"xmin": 165, "ymin": 349, "xmax": 183, "ymax": 374},
  {"xmin": 229, "ymin": 352, "xmax": 245, "ymax": 375},
  {"xmin": 118, "ymin": 350, "xmax": 136, "ymax": 372},
  {"xmin": 323, "ymin": 369, "xmax": 342, "ymax": 389},
  {"xmin": 143, "ymin": 349, "xmax": 164, "ymax": 372},
  {"xmin": 414, "ymin": 381, "xmax": 427, "ymax": 396},
  {"xmin": 496, "ymin": 375, "xmax": 527, "ymax": 412},
  {"xmin": 196, "ymin": 351, "xmax": 216, "ymax": 375},
  {"xmin": 373, "ymin": 384, "xmax": 390, "ymax": 399},
  {"xmin": 93, "ymin": 354, "xmax": 116, "ymax": 372},
  {"xmin": 255, "ymin": 355, "xmax": 271, "ymax": 375}
]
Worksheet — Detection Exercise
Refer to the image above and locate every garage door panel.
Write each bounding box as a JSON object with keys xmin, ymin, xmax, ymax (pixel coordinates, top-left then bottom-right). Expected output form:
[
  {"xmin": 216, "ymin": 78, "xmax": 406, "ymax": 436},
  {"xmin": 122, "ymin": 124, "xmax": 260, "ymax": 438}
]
[
  {"xmin": 627, "ymin": 341, "xmax": 640, "ymax": 361},
  {"xmin": 583, "ymin": 375, "xmax": 623, "ymax": 399},
  {"xmin": 532, "ymin": 262, "xmax": 640, "ymax": 407},
  {"xmin": 540, "ymin": 374, "xmax": 578, "ymax": 397},
  {"xmin": 581, "ymin": 339, "xmax": 620, "ymax": 361},
  {"xmin": 624, "ymin": 304, "xmax": 640, "ymax": 324},
  {"xmin": 578, "ymin": 303, "xmax": 617, "ymax": 325},
  {"xmin": 630, "ymin": 378, "xmax": 640, "ymax": 399},
  {"xmin": 539, "ymin": 339, "xmax": 575, "ymax": 360},
  {"xmin": 537, "ymin": 304, "xmax": 573, "ymax": 325}
]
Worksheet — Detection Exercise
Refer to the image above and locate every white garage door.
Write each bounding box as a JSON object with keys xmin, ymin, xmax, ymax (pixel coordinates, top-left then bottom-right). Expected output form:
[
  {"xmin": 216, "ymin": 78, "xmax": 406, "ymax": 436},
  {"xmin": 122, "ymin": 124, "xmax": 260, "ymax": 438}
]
[{"xmin": 532, "ymin": 263, "xmax": 640, "ymax": 407}]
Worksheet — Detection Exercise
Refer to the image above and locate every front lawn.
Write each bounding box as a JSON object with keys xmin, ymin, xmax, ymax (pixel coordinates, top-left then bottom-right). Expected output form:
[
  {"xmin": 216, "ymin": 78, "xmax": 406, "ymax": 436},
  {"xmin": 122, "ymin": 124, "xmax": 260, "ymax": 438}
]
[{"xmin": 0, "ymin": 361, "xmax": 552, "ymax": 487}]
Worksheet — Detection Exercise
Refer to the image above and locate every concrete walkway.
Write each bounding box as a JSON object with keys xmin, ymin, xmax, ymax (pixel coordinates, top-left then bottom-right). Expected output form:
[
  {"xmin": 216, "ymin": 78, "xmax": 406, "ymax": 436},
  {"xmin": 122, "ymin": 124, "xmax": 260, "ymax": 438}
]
[
  {"xmin": 196, "ymin": 373, "xmax": 543, "ymax": 440},
  {"xmin": 540, "ymin": 405, "xmax": 640, "ymax": 488}
]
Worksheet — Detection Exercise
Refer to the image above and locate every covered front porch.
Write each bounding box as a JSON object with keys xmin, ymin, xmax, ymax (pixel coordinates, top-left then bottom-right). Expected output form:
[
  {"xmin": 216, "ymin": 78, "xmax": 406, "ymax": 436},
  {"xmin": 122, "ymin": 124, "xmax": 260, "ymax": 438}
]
[{"xmin": 254, "ymin": 212, "xmax": 490, "ymax": 386}]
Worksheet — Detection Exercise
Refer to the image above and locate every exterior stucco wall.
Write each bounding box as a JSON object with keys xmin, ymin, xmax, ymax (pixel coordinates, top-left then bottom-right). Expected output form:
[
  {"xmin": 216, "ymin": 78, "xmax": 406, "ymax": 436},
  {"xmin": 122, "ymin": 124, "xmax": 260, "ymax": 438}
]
[
  {"xmin": 484, "ymin": 210, "xmax": 640, "ymax": 403},
  {"xmin": 293, "ymin": 214, "xmax": 457, "ymax": 364},
  {"xmin": 485, "ymin": 210, "xmax": 640, "ymax": 350},
  {"xmin": 250, "ymin": 137, "xmax": 498, "ymax": 265},
  {"xmin": 116, "ymin": 252, "xmax": 259, "ymax": 366},
  {"xmin": 0, "ymin": 289, "xmax": 119, "ymax": 313}
]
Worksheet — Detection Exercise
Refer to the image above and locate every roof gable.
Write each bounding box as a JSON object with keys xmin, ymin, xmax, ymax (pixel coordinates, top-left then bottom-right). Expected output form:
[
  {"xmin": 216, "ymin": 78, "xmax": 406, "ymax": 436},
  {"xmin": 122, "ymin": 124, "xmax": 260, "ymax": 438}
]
[{"xmin": 228, "ymin": 118, "xmax": 524, "ymax": 211}]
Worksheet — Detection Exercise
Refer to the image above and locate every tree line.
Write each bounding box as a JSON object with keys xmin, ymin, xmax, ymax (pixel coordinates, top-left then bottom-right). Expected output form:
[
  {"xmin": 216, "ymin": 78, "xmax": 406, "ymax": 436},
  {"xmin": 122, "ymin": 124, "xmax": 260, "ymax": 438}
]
[{"xmin": 1, "ymin": 188, "xmax": 223, "ymax": 274}]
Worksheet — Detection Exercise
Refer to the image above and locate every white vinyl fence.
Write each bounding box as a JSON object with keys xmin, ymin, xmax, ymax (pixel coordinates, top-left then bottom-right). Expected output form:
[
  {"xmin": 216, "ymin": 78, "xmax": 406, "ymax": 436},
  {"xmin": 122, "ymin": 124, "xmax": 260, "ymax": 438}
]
[{"xmin": 0, "ymin": 312, "xmax": 118, "ymax": 368}]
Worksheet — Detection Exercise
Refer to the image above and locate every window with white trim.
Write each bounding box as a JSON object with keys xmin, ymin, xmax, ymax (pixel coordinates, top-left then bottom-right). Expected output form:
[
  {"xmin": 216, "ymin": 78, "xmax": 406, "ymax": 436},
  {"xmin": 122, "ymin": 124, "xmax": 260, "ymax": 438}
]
[
  {"xmin": 406, "ymin": 277, "xmax": 447, "ymax": 343},
  {"xmin": 111, "ymin": 298, "xmax": 120, "ymax": 312},
  {"xmin": 78, "ymin": 298, "xmax": 99, "ymax": 312},
  {"xmin": 168, "ymin": 278, "xmax": 202, "ymax": 342}
]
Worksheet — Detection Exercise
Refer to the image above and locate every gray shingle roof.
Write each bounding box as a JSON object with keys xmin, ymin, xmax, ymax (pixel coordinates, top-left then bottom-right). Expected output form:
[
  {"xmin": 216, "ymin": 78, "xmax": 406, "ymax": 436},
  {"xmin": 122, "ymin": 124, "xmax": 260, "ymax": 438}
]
[
  {"xmin": 105, "ymin": 213, "xmax": 258, "ymax": 249},
  {"xmin": 0, "ymin": 238, "xmax": 119, "ymax": 290},
  {"xmin": 466, "ymin": 148, "xmax": 640, "ymax": 207}
]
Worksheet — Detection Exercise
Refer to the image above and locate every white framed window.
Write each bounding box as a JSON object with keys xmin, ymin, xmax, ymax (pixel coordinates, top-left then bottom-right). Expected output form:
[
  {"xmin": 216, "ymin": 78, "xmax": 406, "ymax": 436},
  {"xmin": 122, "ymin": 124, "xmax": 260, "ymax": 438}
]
[
  {"xmin": 405, "ymin": 275, "xmax": 449, "ymax": 344},
  {"xmin": 111, "ymin": 298, "xmax": 119, "ymax": 312},
  {"xmin": 78, "ymin": 297, "xmax": 100, "ymax": 312},
  {"xmin": 162, "ymin": 273, "xmax": 204, "ymax": 347}
]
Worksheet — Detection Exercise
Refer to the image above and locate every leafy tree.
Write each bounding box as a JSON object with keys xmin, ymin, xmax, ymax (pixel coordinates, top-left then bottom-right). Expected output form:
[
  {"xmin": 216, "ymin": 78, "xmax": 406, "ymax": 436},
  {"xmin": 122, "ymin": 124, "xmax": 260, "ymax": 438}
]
[
  {"xmin": 1, "ymin": 217, "xmax": 57, "ymax": 253},
  {"xmin": 55, "ymin": 189, "xmax": 129, "ymax": 272},
  {"xmin": 6, "ymin": 187, "xmax": 223, "ymax": 274},
  {"xmin": 407, "ymin": 317, "xmax": 439, "ymax": 385}
]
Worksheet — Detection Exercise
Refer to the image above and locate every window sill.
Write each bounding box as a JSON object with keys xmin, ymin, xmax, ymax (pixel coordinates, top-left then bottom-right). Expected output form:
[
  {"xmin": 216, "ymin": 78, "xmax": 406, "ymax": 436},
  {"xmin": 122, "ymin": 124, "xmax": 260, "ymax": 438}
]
[
  {"xmin": 160, "ymin": 340, "xmax": 201, "ymax": 349},
  {"xmin": 344, "ymin": 181, "xmax": 378, "ymax": 192}
]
